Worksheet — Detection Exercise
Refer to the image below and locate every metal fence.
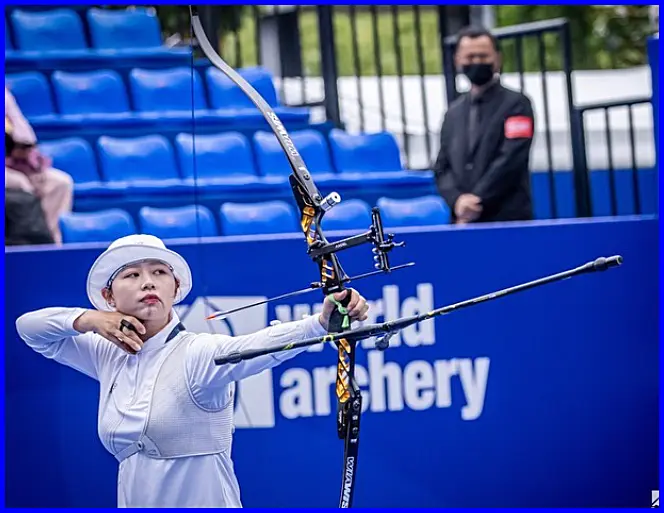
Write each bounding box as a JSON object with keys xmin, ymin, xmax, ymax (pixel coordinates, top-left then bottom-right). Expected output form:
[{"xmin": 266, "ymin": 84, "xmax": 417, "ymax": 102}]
[
  {"xmin": 166, "ymin": 5, "xmax": 451, "ymax": 166},
  {"xmin": 574, "ymin": 97, "xmax": 653, "ymax": 216}
]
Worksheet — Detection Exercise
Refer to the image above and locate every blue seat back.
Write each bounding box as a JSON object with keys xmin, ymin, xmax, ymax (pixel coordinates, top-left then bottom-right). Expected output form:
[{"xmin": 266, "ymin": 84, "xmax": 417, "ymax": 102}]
[
  {"xmin": 5, "ymin": 72, "xmax": 55, "ymax": 117},
  {"xmin": 86, "ymin": 7, "xmax": 162, "ymax": 49},
  {"xmin": 253, "ymin": 130, "xmax": 334, "ymax": 177},
  {"xmin": 205, "ymin": 66, "xmax": 279, "ymax": 109},
  {"xmin": 174, "ymin": 132, "xmax": 256, "ymax": 180},
  {"xmin": 6, "ymin": 18, "xmax": 13, "ymax": 50},
  {"xmin": 97, "ymin": 135, "xmax": 179, "ymax": 182},
  {"xmin": 322, "ymin": 199, "xmax": 373, "ymax": 232},
  {"xmin": 139, "ymin": 205, "xmax": 218, "ymax": 239},
  {"xmin": 328, "ymin": 129, "xmax": 403, "ymax": 173},
  {"xmin": 10, "ymin": 8, "xmax": 86, "ymax": 51},
  {"xmin": 129, "ymin": 67, "xmax": 206, "ymax": 112},
  {"xmin": 376, "ymin": 195, "xmax": 450, "ymax": 228},
  {"xmin": 219, "ymin": 201, "xmax": 299, "ymax": 236},
  {"xmin": 59, "ymin": 209, "xmax": 136, "ymax": 243},
  {"xmin": 39, "ymin": 138, "xmax": 100, "ymax": 184},
  {"xmin": 51, "ymin": 70, "xmax": 129, "ymax": 115}
]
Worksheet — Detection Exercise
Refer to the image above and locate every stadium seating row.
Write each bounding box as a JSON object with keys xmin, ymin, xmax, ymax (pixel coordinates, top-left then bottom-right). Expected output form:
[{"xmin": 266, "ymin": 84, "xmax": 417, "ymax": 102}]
[
  {"xmin": 38, "ymin": 126, "xmax": 657, "ymax": 223},
  {"xmin": 6, "ymin": 7, "xmax": 182, "ymax": 55},
  {"xmin": 59, "ymin": 196, "xmax": 451, "ymax": 243},
  {"xmin": 5, "ymin": 66, "xmax": 310, "ymax": 131},
  {"xmin": 5, "ymin": 7, "xmax": 191, "ymax": 73},
  {"xmin": 40, "ymin": 129, "xmax": 432, "ymax": 200}
]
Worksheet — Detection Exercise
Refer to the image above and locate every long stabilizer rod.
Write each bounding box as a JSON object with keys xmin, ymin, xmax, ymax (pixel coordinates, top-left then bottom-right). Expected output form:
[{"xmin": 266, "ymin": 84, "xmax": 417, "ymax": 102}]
[{"xmin": 214, "ymin": 255, "xmax": 623, "ymax": 365}]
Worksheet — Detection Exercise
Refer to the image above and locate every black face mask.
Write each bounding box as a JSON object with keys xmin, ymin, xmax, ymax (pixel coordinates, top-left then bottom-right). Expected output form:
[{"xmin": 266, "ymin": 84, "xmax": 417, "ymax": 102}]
[{"xmin": 462, "ymin": 63, "xmax": 495, "ymax": 86}]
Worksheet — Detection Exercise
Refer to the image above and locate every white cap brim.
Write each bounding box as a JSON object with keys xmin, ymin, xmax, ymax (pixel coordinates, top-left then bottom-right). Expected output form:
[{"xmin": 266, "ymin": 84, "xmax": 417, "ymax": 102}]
[{"xmin": 86, "ymin": 243, "xmax": 192, "ymax": 311}]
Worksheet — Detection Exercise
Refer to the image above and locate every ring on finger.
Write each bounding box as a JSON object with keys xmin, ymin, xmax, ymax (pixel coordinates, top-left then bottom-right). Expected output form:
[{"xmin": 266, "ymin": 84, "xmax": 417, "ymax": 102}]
[{"xmin": 120, "ymin": 319, "xmax": 135, "ymax": 332}]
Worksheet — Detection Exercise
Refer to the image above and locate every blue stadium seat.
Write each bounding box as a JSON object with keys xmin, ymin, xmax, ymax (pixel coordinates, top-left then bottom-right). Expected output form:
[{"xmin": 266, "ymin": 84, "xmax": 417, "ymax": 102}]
[
  {"xmin": 6, "ymin": 8, "xmax": 190, "ymax": 76},
  {"xmin": 59, "ymin": 209, "xmax": 136, "ymax": 243},
  {"xmin": 328, "ymin": 129, "xmax": 403, "ymax": 174},
  {"xmin": 138, "ymin": 205, "xmax": 218, "ymax": 239},
  {"xmin": 219, "ymin": 201, "xmax": 299, "ymax": 236},
  {"xmin": 5, "ymin": 72, "xmax": 55, "ymax": 118},
  {"xmin": 174, "ymin": 132, "xmax": 259, "ymax": 183},
  {"xmin": 37, "ymin": 137, "xmax": 112, "ymax": 197},
  {"xmin": 128, "ymin": 67, "xmax": 207, "ymax": 114},
  {"xmin": 96, "ymin": 135, "xmax": 188, "ymax": 194},
  {"xmin": 86, "ymin": 7, "xmax": 163, "ymax": 50},
  {"xmin": 6, "ymin": 18, "xmax": 13, "ymax": 50},
  {"xmin": 50, "ymin": 69, "xmax": 131, "ymax": 116},
  {"xmin": 252, "ymin": 130, "xmax": 335, "ymax": 179},
  {"xmin": 322, "ymin": 199, "xmax": 373, "ymax": 232},
  {"xmin": 376, "ymin": 196, "xmax": 450, "ymax": 227},
  {"xmin": 207, "ymin": 66, "xmax": 280, "ymax": 109},
  {"xmin": 10, "ymin": 8, "xmax": 87, "ymax": 52},
  {"xmin": 326, "ymin": 128, "xmax": 433, "ymax": 191},
  {"xmin": 204, "ymin": 66, "xmax": 310, "ymax": 123}
]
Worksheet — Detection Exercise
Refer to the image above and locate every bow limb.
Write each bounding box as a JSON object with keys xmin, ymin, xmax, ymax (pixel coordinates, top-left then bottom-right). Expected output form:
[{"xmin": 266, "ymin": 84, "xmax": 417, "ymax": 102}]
[{"xmin": 189, "ymin": 6, "xmax": 349, "ymax": 295}]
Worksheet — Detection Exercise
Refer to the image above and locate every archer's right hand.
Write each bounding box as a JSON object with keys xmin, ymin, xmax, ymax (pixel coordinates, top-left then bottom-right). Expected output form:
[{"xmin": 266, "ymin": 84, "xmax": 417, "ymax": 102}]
[{"xmin": 73, "ymin": 310, "xmax": 146, "ymax": 354}]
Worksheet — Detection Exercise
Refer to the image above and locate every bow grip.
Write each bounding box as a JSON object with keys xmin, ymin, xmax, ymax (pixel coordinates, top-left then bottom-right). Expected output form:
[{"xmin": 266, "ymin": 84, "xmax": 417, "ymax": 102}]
[{"xmin": 327, "ymin": 290, "xmax": 352, "ymax": 333}]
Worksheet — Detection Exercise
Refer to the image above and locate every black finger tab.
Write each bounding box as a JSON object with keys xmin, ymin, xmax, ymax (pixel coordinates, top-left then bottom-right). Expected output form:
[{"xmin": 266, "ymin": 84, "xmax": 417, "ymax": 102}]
[{"xmin": 120, "ymin": 319, "xmax": 138, "ymax": 333}]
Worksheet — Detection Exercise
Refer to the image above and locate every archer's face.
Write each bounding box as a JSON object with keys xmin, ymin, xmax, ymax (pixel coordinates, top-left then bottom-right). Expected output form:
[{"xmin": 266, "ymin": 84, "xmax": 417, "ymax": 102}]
[{"xmin": 103, "ymin": 260, "xmax": 178, "ymax": 321}]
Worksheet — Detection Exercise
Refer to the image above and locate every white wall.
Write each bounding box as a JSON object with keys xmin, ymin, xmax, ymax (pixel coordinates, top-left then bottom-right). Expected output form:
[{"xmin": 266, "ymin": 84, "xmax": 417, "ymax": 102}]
[{"xmin": 277, "ymin": 66, "xmax": 655, "ymax": 171}]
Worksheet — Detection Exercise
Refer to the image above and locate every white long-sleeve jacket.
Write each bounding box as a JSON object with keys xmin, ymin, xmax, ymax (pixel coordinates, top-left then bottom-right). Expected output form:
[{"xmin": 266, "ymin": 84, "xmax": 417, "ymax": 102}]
[{"xmin": 15, "ymin": 307, "xmax": 327, "ymax": 508}]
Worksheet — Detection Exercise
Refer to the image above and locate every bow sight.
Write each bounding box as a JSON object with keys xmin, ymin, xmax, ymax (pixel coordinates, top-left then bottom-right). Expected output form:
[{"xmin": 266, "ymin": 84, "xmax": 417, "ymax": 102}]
[{"xmin": 205, "ymin": 201, "xmax": 414, "ymax": 321}]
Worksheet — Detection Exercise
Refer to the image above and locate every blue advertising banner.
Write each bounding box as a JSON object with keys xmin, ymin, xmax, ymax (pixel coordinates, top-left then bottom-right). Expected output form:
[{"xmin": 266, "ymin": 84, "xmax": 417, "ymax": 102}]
[{"xmin": 4, "ymin": 216, "xmax": 658, "ymax": 508}]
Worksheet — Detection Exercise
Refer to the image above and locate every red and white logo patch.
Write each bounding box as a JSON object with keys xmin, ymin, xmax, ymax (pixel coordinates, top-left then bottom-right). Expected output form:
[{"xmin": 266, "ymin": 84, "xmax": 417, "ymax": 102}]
[{"xmin": 504, "ymin": 116, "xmax": 533, "ymax": 139}]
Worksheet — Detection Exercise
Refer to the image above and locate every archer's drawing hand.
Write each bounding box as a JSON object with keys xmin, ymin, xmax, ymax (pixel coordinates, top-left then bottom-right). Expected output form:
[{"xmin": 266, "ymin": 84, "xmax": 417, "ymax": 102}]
[
  {"xmin": 73, "ymin": 310, "xmax": 146, "ymax": 354},
  {"xmin": 318, "ymin": 288, "xmax": 369, "ymax": 332}
]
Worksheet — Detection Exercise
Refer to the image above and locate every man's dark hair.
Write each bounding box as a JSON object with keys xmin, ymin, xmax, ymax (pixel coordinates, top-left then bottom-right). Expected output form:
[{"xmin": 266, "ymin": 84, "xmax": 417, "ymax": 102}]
[{"xmin": 455, "ymin": 25, "xmax": 501, "ymax": 53}]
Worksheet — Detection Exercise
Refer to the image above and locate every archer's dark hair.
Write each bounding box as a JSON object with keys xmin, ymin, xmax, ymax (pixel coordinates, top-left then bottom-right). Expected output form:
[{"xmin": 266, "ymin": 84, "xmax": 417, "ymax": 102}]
[{"xmin": 455, "ymin": 25, "xmax": 501, "ymax": 53}]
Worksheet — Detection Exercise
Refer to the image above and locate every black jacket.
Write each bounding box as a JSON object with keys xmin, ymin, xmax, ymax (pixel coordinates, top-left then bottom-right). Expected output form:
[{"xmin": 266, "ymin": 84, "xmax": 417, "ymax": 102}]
[{"xmin": 433, "ymin": 80, "xmax": 535, "ymax": 223}]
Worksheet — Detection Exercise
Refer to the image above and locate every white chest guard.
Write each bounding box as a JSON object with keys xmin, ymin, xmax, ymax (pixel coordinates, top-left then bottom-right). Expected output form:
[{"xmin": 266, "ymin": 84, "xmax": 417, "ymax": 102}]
[{"xmin": 113, "ymin": 331, "xmax": 234, "ymax": 463}]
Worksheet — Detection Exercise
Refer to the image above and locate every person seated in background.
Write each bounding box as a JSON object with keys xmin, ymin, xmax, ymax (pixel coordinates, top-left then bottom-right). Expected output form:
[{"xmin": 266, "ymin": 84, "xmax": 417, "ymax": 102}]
[
  {"xmin": 5, "ymin": 118, "xmax": 55, "ymax": 246},
  {"xmin": 5, "ymin": 86, "xmax": 74, "ymax": 244},
  {"xmin": 433, "ymin": 26, "xmax": 535, "ymax": 224}
]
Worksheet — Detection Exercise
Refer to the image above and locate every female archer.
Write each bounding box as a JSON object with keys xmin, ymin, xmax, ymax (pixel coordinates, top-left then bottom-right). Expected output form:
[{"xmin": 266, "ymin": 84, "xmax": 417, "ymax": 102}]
[{"xmin": 15, "ymin": 234, "xmax": 370, "ymax": 508}]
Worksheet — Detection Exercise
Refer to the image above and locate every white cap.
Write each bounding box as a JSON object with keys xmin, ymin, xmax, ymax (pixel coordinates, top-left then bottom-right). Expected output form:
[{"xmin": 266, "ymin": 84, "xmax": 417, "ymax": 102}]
[{"xmin": 86, "ymin": 234, "xmax": 193, "ymax": 311}]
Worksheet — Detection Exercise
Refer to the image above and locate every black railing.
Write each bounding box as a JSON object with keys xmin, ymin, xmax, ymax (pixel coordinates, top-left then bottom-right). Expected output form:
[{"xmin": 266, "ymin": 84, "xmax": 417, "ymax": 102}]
[
  {"xmin": 195, "ymin": 9, "xmax": 655, "ymax": 220},
  {"xmin": 574, "ymin": 97, "xmax": 653, "ymax": 216},
  {"xmin": 205, "ymin": 5, "xmax": 447, "ymax": 163}
]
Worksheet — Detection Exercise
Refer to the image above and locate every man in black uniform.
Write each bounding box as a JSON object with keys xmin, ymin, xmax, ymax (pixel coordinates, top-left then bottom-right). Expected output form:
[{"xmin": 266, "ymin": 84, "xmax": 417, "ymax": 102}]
[{"xmin": 433, "ymin": 26, "xmax": 535, "ymax": 224}]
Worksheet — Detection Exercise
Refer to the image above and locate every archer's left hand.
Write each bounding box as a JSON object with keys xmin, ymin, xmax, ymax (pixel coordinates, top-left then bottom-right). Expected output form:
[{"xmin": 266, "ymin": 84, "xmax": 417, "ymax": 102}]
[{"xmin": 319, "ymin": 288, "xmax": 369, "ymax": 332}]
